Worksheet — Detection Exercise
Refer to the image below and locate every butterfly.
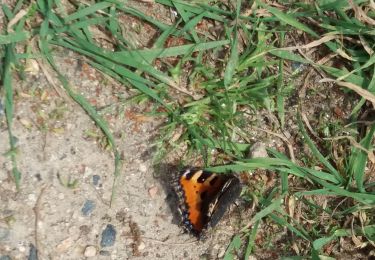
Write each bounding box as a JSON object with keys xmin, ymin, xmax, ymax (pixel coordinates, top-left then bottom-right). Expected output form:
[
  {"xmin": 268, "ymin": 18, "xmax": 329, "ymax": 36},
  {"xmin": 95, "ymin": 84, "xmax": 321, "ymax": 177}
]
[{"xmin": 174, "ymin": 168, "xmax": 241, "ymax": 237}]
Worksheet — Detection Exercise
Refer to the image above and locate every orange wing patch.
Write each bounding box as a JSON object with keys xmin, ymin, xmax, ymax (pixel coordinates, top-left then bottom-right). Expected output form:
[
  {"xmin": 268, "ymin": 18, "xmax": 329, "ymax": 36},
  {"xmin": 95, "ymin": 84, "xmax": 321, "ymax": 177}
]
[{"xmin": 177, "ymin": 169, "xmax": 240, "ymax": 236}]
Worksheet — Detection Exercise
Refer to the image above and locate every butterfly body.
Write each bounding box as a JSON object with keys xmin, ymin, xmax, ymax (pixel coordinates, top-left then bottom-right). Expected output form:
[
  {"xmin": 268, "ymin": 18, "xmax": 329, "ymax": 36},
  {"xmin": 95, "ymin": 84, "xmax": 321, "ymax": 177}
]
[{"xmin": 174, "ymin": 168, "xmax": 241, "ymax": 236}]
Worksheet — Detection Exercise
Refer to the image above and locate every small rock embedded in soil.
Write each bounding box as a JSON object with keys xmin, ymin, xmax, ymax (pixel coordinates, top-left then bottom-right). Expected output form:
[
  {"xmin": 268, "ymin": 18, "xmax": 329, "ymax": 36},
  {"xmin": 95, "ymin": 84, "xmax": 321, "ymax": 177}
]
[
  {"xmin": 100, "ymin": 224, "xmax": 116, "ymax": 247},
  {"xmin": 58, "ymin": 193, "xmax": 65, "ymax": 200},
  {"xmin": 99, "ymin": 250, "xmax": 110, "ymax": 256},
  {"xmin": 139, "ymin": 163, "xmax": 147, "ymax": 173},
  {"xmin": 35, "ymin": 173, "xmax": 42, "ymax": 181},
  {"xmin": 28, "ymin": 243, "xmax": 38, "ymax": 260},
  {"xmin": 217, "ymin": 248, "xmax": 225, "ymax": 258},
  {"xmin": 19, "ymin": 245, "xmax": 27, "ymax": 252},
  {"xmin": 79, "ymin": 225, "xmax": 91, "ymax": 236},
  {"xmin": 137, "ymin": 242, "xmax": 146, "ymax": 251},
  {"xmin": 81, "ymin": 200, "xmax": 95, "ymax": 216},
  {"xmin": 92, "ymin": 175, "xmax": 100, "ymax": 186},
  {"xmin": 56, "ymin": 237, "xmax": 73, "ymax": 253},
  {"xmin": 247, "ymin": 142, "xmax": 268, "ymax": 159},
  {"xmin": 148, "ymin": 186, "xmax": 158, "ymax": 199},
  {"xmin": 83, "ymin": 245, "xmax": 97, "ymax": 257}
]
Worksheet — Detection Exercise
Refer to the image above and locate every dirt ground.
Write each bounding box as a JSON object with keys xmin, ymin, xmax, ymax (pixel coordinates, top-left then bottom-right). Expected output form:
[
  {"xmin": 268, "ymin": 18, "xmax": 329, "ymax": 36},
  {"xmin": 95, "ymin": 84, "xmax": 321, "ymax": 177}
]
[
  {"xmin": 0, "ymin": 70, "xmax": 240, "ymax": 260},
  {"xmin": 0, "ymin": 2, "xmax": 247, "ymax": 259}
]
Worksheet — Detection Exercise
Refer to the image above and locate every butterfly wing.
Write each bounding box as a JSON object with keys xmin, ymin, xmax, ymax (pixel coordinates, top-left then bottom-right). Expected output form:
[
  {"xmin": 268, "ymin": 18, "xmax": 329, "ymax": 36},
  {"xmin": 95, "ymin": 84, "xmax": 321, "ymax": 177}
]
[
  {"xmin": 208, "ymin": 176, "xmax": 241, "ymax": 228},
  {"xmin": 177, "ymin": 169, "xmax": 241, "ymax": 236}
]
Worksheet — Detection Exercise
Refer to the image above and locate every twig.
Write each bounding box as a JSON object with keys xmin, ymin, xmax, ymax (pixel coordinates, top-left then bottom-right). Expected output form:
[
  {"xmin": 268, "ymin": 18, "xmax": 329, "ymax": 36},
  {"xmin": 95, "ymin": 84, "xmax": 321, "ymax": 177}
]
[
  {"xmin": 33, "ymin": 184, "xmax": 49, "ymax": 259},
  {"xmin": 30, "ymin": 38, "xmax": 72, "ymax": 102},
  {"xmin": 300, "ymin": 111, "xmax": 321, "ymax": 140},
  {"xmin": 124, "ymin": 235, "xmax": 198, "ymax": 245}
]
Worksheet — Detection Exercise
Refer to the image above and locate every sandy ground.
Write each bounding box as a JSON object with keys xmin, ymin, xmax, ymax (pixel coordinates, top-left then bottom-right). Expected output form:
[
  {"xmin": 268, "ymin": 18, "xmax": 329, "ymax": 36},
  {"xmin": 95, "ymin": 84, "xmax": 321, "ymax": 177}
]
[
  {"xmin": 0, "ymin": 49, "xmax": 243, "ymax": 260},
  {"xmin": 0, "ymin": 2, "xmax": 245, "ymax": 259}
]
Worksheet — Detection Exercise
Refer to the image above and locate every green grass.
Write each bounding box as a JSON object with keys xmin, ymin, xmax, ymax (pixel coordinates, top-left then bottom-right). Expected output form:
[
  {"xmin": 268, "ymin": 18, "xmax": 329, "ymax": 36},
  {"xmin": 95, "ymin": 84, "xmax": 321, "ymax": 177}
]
[{"xmin": 1, "ymin": 0, "xmax": 375, "ymax": 258}]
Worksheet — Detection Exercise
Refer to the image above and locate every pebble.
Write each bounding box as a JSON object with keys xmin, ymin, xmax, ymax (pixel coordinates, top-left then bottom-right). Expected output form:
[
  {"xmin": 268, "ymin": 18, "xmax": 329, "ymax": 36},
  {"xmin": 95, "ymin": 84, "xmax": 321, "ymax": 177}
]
[
  {"xmin": 100, "ymin": 224, "xmax": 116, "ymax": 247},
  {"xmin": 83, "ymin": 245, "xmax": 97, "ymax": 257},
  {"xmin": 37, "ymin": 221, "xmax": 43, "ymax": 229},
  {"xmin": 217, "ymin": 248, "xmax": 225, "ymax": 258},
  {"xmin": 25, "ymin": 59, "xmax": 40, "ymax": 75},
  {"xmin": 79, "ymin": 225, "xmax": 91, "ymax": 236},
  {"xmin": 27, "ymin": 193, "xmax": 37, "ymax": 206},
  {"xmin": 84, "ymin": 167, "xmax": 93, "ymax": 178},
  {"xmin": 28, "ymin": 193, "xmax": 37, "ymax": 202},
  {"xmin": 0, "ymin": 256, "xmax": 11, "ymax": 260},
  {"xmin": 137, "ymin": 242, "xmax": 145, "ymax": 251},
  {"xmin": 139, "ymin": 164, "xmax": 147, "ymax": 173},
  {"xmin": 28, "ymin": 243, "xmax": 38, "ymax": 260},
  {"xmin": 99, "ymin": 250, "xmax": 110, "ymax": 256},
  {"xmin": 56, "ymin": 237, "xmax": 73, "ymax": 252},
  {"xmin": 92, "ymin": 175, "xmax": 100, "ymax": 186},
  {"xmin": 247, "ymin": 142, "xmax": 268, "ymax": 159},
  {"xmin": 81, "ymin": 200, "xmax": 95, "ymax": 216},
  {"xmin": 148, "ymin": 186, "xmax": 158, "ymax": 199},
  {"xmin": 0, "ymin": 227, "xmax": 10, "ymax": 241},
  {"xmin": 19, "ymin": 245, "xmax": 26, "ymax": 253},
  {"xmin": 291, "ymin": 61, "xmax": 305, "ymax": 73},
  {"xmin": 58, "ymin": 193, "xmax": 65, "ymax": 200}
]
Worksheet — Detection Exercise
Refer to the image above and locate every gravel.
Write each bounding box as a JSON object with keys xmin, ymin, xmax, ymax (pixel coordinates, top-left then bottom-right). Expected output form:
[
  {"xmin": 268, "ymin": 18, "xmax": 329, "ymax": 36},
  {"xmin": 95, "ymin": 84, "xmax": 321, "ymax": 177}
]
[
  {"xmin": 81, "ymin": 200, "xmax": 96, "ymax": 216},
  {"xmin": 100, "ymin": 224, "xmax": 116, "ymax": 247}
]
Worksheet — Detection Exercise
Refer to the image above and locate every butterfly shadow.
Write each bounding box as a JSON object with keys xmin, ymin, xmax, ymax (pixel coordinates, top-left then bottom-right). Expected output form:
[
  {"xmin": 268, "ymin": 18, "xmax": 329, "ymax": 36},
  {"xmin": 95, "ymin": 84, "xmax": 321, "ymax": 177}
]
[{"xmin": 152, "ymin": 163, "xmax": 188, "ymax": 232}]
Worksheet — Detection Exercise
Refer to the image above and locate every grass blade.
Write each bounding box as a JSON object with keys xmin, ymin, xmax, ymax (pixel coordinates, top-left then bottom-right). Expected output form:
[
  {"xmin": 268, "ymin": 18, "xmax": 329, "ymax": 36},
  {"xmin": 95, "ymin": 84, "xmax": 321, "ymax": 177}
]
[
  {"xmin": 0, "ymin": 31, "xmax": 30, "ymax": 44},
  {"xmin": 297, "ymin": 113, "xmax": 343, "ymax": 183},
  {"xmin": 2, "ymin": 44, "xmax": 21, "ymax": 189},
  {"xmin": 64, "ymin": 2, "xmax": 112, "ymax": 23},
  {"xmin": 348, "ymin": 124, "xmax": 375, "ymax": 192}
]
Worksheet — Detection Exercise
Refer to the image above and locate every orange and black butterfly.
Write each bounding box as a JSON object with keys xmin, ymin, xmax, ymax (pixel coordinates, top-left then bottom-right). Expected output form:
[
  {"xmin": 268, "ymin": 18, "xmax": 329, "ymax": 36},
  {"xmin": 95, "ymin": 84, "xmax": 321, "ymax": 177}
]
[{"xmin": 174, "ymin": 168, "xmax": 241, "ymax": 237}]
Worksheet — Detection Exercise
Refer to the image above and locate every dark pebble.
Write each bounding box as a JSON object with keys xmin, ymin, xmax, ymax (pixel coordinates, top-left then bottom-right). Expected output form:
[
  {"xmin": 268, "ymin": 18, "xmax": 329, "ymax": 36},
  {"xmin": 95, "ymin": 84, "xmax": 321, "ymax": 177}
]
[
  {"xmin": 100, "ymin": 224, "xmax": 116, "ymax": 247},
  {"xmin": 35, "ymin": 173, "xmax": 42, "ymax": 181},
  {"xmin": 28, "ymin": 243, "xmax": 38, "ymax": 260},
  {"xmin": 81, "ymin": 200, "xmax": 95, "ymax": 216},
  {"xmin": 92, "ymin": 175, "xmax": 100, "ymax": 186},
  {"xmin": 0, "ymin": 256, "xmax": 11, "ymax": 260},
  {"xmin": 99, "ymin": 250, "xmax": 111, "ymax": 256},
  {"xmin": 79, "ymin": 225, "xmax": 91, "ymax": 236}
]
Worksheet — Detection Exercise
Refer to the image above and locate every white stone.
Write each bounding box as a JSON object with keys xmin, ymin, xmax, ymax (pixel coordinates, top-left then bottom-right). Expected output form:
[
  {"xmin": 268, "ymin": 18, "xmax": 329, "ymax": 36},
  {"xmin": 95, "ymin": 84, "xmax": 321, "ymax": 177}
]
[
  {"xmin": 58, "ymin": 193, "xmax": 65, "ymax": 200},
  {"xmin": 84, "ymin": 167, "xmax": 93, "ymax": 178},
  {"xmin": 84, "ymin": 245, "xmax": 97, "ymax": 257},
  {"xmin": 139, "ymin": 164, "xmax": 147, "ymax": 173},
  {"xmin": 28, "ymin": 193, "xmax": 37, "ymax": 202},
  {"xmin": 18, "ymin": 245, "xmax": 26, "ymax": 252},
  {"xmin": 137, "ymin": 242, "xmax": 145, "ymax": 251},
  {"xmin": 217, "ymin": 248, "xmax": 225, "ymax": 258},
  {"xmin": 37, "ymin": 221, "xmax": 43, "ymax": 228}
]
